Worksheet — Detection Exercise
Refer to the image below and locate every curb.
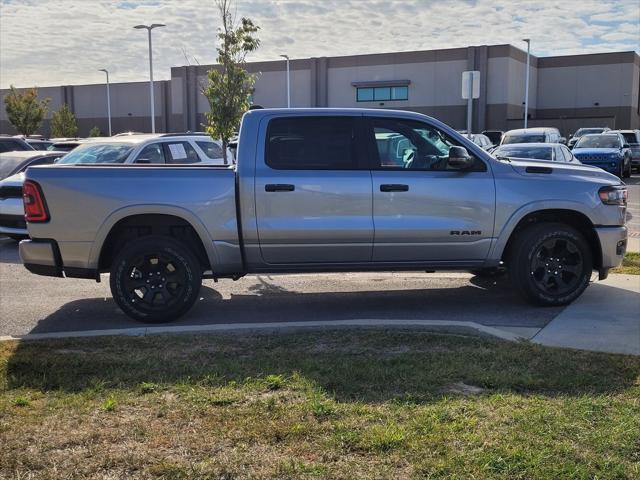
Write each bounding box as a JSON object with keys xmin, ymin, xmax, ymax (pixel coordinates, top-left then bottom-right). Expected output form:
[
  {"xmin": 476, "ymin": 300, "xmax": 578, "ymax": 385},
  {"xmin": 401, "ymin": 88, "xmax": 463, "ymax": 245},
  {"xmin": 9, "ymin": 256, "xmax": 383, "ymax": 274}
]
[{"xmin": 0, "ymin": 319, "xmax": 526, "ymax": 343}]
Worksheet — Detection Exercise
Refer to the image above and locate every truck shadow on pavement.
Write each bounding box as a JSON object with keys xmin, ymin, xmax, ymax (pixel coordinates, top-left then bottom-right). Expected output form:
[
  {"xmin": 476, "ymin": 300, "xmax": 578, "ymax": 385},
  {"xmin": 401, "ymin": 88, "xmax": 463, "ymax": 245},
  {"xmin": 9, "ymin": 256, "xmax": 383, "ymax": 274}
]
[
  {"xmin": 23, "ymin": 276, "xmax": 561, "ymax": 335},
  {"xmin": 4, "ymin": 325, "xmax": 640, "ymax": 402}
]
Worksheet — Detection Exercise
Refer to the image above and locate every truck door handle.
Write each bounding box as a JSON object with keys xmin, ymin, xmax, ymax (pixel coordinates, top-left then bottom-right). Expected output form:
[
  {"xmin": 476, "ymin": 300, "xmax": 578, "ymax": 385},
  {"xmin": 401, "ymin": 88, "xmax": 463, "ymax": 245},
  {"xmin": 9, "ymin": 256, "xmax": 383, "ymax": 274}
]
[
  {"xmin": 265, "ymin": 184, "xmax": 295, "ymax": 192},
  {"xmin": 380, "ymin": 184, "xmax": 409, "ymax": 192}
]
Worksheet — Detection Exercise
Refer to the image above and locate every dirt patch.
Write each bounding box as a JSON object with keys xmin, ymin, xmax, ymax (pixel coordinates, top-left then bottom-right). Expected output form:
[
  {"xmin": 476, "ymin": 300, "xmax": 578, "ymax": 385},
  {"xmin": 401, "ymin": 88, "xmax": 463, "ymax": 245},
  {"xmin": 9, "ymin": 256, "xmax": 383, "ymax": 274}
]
[{"xmin": 443, "ymin": 382, "xmax": 486, "ymax": 396}]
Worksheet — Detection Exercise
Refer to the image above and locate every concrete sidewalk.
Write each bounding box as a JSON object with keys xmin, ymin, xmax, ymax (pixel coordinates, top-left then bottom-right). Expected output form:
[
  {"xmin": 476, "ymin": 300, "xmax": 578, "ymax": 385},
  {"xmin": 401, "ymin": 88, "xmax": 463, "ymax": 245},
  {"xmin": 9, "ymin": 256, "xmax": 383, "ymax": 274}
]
[{"xmin": 531, "ymin": 274, "xmax": 640, "ymax": 355}]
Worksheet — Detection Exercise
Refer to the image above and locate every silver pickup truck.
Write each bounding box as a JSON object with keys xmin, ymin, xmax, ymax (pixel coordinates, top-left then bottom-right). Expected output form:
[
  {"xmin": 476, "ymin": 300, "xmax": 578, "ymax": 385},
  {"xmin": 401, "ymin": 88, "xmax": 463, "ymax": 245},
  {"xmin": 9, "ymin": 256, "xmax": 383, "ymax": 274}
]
[{"xmin": 19, "ymin": 109, "xmax": 628, "ymax": 323}]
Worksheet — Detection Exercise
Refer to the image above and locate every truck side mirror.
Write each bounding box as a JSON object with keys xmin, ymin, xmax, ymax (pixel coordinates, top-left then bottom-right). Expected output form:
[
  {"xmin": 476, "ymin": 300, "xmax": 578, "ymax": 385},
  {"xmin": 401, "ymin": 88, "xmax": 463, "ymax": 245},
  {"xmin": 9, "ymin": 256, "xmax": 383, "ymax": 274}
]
[
  {"xmin": 447, "ymin": 146, "xmax": 474, "ymax": 170},
  {"xmin": 623, "ymin": 143, "xmax": 630, "ymax": 149}
]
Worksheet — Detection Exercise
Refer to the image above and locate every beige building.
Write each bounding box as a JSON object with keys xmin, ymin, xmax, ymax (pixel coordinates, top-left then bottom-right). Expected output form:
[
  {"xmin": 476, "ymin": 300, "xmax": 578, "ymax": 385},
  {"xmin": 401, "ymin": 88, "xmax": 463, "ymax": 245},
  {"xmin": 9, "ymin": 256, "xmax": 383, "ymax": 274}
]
[{"xmin": 2, "ymin": 44, "xmax": 639, "ymax": 137}]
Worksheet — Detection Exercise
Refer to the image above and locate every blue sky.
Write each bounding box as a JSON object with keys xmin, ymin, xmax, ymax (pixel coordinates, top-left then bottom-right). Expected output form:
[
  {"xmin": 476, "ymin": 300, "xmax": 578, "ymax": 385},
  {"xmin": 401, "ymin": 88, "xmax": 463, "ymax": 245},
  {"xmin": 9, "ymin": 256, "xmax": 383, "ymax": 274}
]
[{"xmin": 0, "ymin": 0, "xmax": 638, "ymax": 88}]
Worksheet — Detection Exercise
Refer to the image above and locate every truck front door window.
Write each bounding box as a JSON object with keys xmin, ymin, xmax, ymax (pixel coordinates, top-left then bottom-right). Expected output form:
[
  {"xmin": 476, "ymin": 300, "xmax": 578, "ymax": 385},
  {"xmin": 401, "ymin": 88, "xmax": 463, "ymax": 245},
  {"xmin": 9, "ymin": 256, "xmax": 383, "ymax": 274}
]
[{"xmin": 370, "ymin": 118, "xmax": 482, "ymax": 171}]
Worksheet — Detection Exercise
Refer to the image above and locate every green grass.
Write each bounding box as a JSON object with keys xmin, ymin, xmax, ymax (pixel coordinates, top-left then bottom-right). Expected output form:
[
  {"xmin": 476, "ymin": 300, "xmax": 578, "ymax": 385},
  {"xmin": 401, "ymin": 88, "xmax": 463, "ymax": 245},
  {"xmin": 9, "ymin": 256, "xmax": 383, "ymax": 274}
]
[
  {"xmin": 1, "ymin": 329, "xmax": 639, "ymax": 479},
  {"xmin": 612, "ymin": 251, "xmax": 640, "ymax": 275}
]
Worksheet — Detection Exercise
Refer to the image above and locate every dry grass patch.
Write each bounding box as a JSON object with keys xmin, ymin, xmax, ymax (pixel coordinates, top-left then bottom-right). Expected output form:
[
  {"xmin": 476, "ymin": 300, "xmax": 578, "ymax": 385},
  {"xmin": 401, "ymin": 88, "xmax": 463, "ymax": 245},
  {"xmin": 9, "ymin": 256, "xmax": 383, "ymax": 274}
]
[{"xmin": 1, "ymin": 329, "xmax": 639, "ymax": 479}]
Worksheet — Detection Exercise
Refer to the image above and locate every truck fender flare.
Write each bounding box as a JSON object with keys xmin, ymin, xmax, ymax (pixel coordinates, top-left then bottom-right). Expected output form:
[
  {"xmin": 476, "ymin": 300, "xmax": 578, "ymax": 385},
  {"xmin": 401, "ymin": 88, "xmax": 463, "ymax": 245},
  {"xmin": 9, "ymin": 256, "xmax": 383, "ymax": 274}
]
[
  {"xmin": 88, "ymin": 204, "xmax": 220, "ymax": 271},
  {"xmin": 487, "ymin": 200, "xmax": 595, "ymax": 262}
]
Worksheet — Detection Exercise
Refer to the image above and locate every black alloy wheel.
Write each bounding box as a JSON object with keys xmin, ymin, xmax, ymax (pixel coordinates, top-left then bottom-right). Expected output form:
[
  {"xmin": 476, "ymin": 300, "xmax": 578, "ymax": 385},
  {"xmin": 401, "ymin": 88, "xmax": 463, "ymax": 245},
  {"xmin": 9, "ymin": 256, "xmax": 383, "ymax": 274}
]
[
  {"xmin": 110, "ymin": 235, "xmax": 202, "ymax": 323},
  {"xmin": 508, "ymin": 223, "xmax": 592, "ymax": 306},
  {"xmin": 529, "ymin": 237, "xmax": 583, "ymax": 297}
]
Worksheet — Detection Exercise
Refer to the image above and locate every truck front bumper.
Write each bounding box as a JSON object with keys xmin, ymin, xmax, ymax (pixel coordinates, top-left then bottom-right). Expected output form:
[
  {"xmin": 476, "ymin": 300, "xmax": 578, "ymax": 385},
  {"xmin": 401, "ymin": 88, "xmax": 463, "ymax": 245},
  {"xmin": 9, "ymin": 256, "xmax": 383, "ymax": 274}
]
[{"xmin": 595, "ymin": 226, "xmax": 627, "ymax": 274}]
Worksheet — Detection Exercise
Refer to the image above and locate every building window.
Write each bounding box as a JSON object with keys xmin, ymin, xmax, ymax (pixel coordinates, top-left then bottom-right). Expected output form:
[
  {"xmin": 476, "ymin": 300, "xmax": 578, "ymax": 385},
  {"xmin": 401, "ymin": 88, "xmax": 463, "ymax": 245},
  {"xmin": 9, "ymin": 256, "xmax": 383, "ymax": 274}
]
[{"xmin": 356, "ymin": 85, "xmax": 408, "ymax": 102}]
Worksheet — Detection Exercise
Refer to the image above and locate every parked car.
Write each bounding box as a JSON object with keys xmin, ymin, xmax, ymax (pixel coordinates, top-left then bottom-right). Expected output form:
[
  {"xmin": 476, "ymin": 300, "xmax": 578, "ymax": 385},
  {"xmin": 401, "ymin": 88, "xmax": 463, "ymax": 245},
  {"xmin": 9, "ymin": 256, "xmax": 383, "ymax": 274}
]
[
  {"xmin": 572, "ymin": 133, "xmax": 632, "ymax": 178},
  {"xmin": 493, "ymin": 143, "xmax": 579, "ymax": 163},
  {"xmin": 26, "ymin": 139, "xmax": 54, "ymax": 150},
  {"xmin": 501, "ymin": 127, "xmax": 565, "ymax": 145},
  {"xmin": 0, "ymin": 151, "xmax": 64, "ymax": 240},
  {"xmin": 47, "ymin": 139, "xmax": 84, "ymax": 152},
  {"xmin": 0, "ymin": 136, "xmax": 34, "ymax": 153},
  {"xmin": 19, "ymin": 108, "xmax": 627, "ymax": 323},
  {"xmin": 610, "ymin": 130, "xmax": 640, "ymax": 173},
  {"xmin": 567, "ymin": 127, "xmax": 610, "ymax": 149},
  {"xmin": 55, "ymin": 133, "xmax": 232, "ymax": 166},
  {"xmin": 482, "ymin": 130, "xmax": 504, "ymax": 146},
  {"xmin": 457, "ymin": 132, "xmax": 494, "ymax": 150}
]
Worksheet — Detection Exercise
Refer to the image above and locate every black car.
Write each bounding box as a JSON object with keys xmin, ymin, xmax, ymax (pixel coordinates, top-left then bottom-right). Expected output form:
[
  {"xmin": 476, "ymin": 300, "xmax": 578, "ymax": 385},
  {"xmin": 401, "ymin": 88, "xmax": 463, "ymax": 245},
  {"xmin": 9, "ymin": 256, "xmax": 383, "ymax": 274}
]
[
  {"xmin": 0, "ymin": 136, "xmax": 34, "ymax": 153},
  {"xmin": 482, "ymin": 130, "xmax": 504, "ymax": 146}
]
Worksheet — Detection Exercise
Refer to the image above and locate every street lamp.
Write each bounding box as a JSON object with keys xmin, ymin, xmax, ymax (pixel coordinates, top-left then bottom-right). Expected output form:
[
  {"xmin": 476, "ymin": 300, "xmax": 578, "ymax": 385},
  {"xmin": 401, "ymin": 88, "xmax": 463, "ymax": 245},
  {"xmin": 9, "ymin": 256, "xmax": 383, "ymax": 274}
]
[
  {"xmin": 280, "ymin": 54, "xmax": 291, "ymax": 108},
  {"xmin": 98, "ymin": 69, "xmax": 112, "ymax": 136},
  {"xmin": 523, "ymin": 38, "xmax": 530, "ymax": 129},
  {"xmin": 134, "ymin": 23, "xmax": 166, "ymax": 133}
]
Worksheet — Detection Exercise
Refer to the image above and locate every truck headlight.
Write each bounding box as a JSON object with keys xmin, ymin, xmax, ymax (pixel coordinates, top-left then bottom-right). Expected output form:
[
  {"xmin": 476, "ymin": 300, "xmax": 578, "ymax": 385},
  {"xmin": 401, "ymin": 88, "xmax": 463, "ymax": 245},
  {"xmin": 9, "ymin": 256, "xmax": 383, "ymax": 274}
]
[{"xmin": 599, "ymin": 185, "xmax": 627, "ymax": 205}]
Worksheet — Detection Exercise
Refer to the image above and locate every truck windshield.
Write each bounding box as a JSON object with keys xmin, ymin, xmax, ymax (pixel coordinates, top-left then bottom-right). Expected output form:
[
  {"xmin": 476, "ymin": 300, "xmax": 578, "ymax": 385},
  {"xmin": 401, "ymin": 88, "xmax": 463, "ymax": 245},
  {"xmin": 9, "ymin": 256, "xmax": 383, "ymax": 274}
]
[
  {"xmin": 575, "ymin": 135, "xmax": 620, "ymax": 149},
  {"xmin": 502, "ymin": 134, "xmax": 545, "ymax": 144},
  {"xmin": 56, "ymin": 143, "xmax": 134, "ymax": 164},
  {"xmin": 494, "ymin": 146, "xmax": 552, "ymax": 160}
]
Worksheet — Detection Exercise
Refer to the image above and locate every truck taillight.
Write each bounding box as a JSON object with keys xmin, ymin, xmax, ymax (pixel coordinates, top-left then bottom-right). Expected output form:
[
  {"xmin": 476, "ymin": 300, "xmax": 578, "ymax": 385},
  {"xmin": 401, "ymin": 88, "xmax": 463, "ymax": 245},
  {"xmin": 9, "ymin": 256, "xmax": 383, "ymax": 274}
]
[{"xmin": 23, "ymin": 180, "xmax": 49, "ymax": 222}]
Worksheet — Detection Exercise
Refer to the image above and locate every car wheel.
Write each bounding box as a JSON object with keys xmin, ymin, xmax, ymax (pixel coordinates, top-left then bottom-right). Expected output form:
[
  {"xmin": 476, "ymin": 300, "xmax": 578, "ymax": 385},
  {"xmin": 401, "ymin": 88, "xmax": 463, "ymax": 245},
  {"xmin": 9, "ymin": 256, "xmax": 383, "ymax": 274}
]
[
  {"xmin": 623, "ymin": 161, "xmax": 631, "ymax": 178},
  {"xmin": 617, "ymin": 162, "xmax": 624, "ymax": 179},
  {"xmin": 508, "ymin": 223, "xmax": 592, "ymax": 306},
  {"xmin": 110, "ymin": 235, "xmax": 202, "ymax": 323}
]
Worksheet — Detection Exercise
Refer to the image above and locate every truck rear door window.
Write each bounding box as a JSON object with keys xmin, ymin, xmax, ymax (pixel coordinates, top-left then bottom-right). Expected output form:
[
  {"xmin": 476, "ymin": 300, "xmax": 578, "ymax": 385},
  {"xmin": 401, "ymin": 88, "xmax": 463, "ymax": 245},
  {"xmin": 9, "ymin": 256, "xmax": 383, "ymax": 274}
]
[{"xmin": 266, "ymin": 117, "xmax": 357, "ymax": 170}]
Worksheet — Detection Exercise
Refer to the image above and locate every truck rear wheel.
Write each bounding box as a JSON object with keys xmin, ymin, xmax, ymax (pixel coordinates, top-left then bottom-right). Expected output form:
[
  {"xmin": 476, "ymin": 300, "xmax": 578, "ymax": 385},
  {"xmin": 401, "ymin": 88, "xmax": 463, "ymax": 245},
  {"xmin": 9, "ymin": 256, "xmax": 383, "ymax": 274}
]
[
  {"xmin": 508, "ymin": 223, "xmax": 592, "ymax": 306},
  {"xmin": 110, "ymin": 235, "xmax": 202, "ymax": 323}
]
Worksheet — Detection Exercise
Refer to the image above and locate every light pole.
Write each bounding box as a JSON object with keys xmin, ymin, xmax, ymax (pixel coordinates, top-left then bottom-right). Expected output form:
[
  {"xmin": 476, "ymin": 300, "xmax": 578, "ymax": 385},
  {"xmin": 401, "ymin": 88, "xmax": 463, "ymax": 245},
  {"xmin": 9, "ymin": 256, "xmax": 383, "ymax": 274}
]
[
  {"xmin": 523, "ymin": 38, "xmax": 530, "ymax": 129},
  {"xmin": 98, "ymin": 69, "xmax": 112, "ymax": 136},
  {"xmin": 134, "ymin": 23, "xmax": 165, "ymax": 133},
  {"xmin": 280, "ymin": 54, "xmax": 290, "ymax": 108}
]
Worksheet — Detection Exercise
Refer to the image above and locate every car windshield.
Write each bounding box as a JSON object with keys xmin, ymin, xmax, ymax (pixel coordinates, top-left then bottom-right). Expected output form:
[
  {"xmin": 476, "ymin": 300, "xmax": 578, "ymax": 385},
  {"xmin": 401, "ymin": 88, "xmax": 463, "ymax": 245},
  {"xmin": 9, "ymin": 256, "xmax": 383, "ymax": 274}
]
[
  {"xmin": 574, "ymin": 128, "xmax": 604, "ymax": 137},
  {"xmin": 502, "ymin": 134, "xmax": 545, "ymax": 144},
  {"xmin": 494, "ymin": 146, "xmax": 552, "ymax": 160},
  {"xmin": 575, "ymin": 135, "xmax": 620, "ymax": 149},
  {"xmin": 56, "ymin": 143, "xmax": 134, "ymax": 164}
]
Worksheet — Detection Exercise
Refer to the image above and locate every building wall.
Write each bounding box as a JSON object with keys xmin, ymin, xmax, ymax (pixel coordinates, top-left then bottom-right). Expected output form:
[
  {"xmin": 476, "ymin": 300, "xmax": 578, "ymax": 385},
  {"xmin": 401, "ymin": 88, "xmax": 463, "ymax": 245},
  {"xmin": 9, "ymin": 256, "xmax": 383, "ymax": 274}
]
[{"xmin": 1, "ymin": 45, "xmax": 638, "ymax": 138}]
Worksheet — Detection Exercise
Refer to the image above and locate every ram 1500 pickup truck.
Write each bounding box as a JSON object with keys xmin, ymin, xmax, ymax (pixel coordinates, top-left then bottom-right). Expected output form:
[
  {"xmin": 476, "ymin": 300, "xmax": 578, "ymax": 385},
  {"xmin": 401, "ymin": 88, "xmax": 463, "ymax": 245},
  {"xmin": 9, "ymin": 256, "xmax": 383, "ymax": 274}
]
[{"xmin": 19, "ymin": 109, "xmax": 628, "ymax": 323}]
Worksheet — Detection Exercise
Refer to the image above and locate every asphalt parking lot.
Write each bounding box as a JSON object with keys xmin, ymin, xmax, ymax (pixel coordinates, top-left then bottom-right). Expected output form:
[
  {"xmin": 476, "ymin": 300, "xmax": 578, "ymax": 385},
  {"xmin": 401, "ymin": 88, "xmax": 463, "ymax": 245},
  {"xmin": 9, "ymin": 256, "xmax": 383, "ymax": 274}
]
[{"xmin": 0, "ymin": 237, "xmax": 563, "ymax": 338}]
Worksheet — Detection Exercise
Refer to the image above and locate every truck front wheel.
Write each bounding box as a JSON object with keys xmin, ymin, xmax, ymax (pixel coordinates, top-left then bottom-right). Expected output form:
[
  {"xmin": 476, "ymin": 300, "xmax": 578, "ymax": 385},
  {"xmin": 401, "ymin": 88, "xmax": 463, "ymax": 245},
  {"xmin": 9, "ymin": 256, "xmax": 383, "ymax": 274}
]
[
  {"xmin": 508, "ymin": 223, "xmax": 592, "ymax": 306},
  {"xmin": 110, "ymin": 235, "xmax": 202, "ymax": 323}
]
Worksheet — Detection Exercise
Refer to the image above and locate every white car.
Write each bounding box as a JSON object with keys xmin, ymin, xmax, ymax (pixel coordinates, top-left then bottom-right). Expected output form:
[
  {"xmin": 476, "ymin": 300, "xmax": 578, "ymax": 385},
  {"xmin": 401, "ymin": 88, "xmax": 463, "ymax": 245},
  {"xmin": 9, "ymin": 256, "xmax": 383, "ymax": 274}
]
[
  {"xmin": 0, "ymin": 151, "xmax": 66, "ymax": 240},
  {"xmin": 55, "ymin": 133, "xmax": 233, "ymax": 166}
]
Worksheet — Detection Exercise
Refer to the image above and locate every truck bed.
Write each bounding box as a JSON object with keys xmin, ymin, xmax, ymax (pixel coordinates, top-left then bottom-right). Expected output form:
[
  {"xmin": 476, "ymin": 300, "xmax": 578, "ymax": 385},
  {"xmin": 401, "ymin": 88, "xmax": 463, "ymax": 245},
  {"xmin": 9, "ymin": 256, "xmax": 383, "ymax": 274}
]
[{"xmin": 24, "ymin": 165, "xmax": 242, "ymax": 273}]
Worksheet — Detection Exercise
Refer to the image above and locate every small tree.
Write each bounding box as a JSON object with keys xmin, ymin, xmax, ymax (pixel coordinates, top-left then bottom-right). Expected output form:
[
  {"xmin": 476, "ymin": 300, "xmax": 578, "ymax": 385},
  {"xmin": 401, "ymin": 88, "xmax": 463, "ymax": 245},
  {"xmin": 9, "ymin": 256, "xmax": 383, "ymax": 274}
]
[
  {"xmin": 50, "ymin": 104, "xmax": 78, "ymax": 138},
  {"xmin": 88, "ymin": 126, "xmax": 101, "ymax": 137},
  {"xmin": 202, "ymin": 0, "xmax": 259, "ymax": 164},
  {"xmin": 3, "ymin": 86, "xmax": 49, "ymax": 136}
]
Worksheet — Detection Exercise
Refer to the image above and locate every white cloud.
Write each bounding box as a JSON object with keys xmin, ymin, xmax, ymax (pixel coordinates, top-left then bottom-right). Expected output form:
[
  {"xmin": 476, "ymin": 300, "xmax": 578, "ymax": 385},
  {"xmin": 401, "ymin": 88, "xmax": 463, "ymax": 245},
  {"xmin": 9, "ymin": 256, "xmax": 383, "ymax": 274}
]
[{"xmin": 0, "ymin": 0, "xmax": 638, "ymax": 88}]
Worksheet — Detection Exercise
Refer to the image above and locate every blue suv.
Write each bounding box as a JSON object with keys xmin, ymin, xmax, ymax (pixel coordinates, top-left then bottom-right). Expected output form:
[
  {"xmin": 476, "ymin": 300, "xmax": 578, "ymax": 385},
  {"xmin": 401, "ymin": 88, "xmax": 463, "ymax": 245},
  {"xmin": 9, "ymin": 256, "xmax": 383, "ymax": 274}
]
[{"xmin": 571, "ymin": 133, "xmax": 632, "ymax": 178}]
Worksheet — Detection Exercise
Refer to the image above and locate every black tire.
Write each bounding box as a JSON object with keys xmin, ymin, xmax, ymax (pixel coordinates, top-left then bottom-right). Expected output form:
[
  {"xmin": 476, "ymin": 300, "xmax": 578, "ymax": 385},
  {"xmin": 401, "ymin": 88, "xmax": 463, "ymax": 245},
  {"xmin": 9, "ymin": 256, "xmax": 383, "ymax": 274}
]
[
  {"xmin": 507, "ymin": 223, "xmax": 592, "ymax": 306},
  {"xmin": 110, "ymin": 235, "xmax": 202, "ymax": 323},
  {"xmin": 617, "ymin": 162, "xmax": 624, "ymax": 179},
  {"xmin": 623, "ymin": 161, "xmax": 631, "ymax": 178}
]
